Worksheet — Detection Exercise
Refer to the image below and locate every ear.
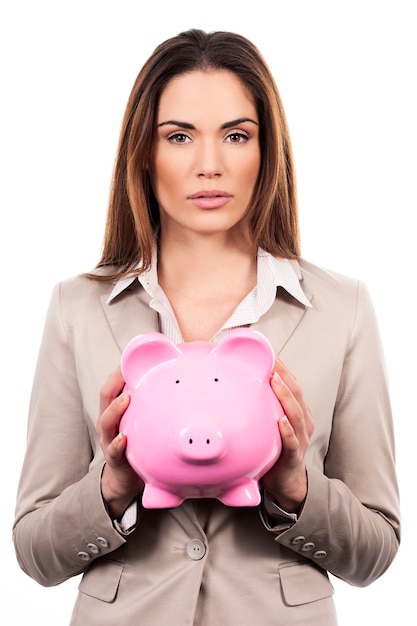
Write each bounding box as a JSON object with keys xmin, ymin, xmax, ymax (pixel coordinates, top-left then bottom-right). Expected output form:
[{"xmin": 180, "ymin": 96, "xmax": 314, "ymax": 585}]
[
  {"xmin": 212, "ymin": 328, "xmax": 275, "ymax": 380},
  {"xmin": 121, "ymin": 332, "xmax": 182, "ymax": 387}
]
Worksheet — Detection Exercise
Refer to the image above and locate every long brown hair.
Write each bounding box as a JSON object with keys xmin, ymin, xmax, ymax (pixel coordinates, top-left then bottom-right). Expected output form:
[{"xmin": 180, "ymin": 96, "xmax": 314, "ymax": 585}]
[{"xmin": 92, "ymin": 29, "xmax": 300, "ymax": 281}]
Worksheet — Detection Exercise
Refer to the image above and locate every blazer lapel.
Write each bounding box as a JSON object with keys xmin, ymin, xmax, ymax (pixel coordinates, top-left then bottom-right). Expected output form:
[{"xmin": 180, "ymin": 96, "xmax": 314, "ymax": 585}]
[
  {"xmin": 100, "ymin": 281, "xmax": 159, "ymax": 353},
  {"xmin": 251, "ymin": 281, "xmax": 313, "ymax": 357}
]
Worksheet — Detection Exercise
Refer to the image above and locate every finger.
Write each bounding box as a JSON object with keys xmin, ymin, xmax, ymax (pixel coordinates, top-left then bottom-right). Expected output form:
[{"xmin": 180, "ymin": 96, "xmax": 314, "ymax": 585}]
[
  {"xmin": 304, "ymin": 404, "xmax": 315, "ymax": 438},
  {"xmin": 271, "ymin": 372, "xmax": 304, "ymax": 427},
  {"xmin": 272, "ymin": 362, "xmax": 314, "ymax": 429},
  {"xmin": 97, "ymin": 392, "xmax": 130, "ymax": 446},
  {"xmin": 273, "ymin": 360, "xmax": 306, "ymax": 411},
  {"xmin": 106, "ymin": 432, "xmax": 127, "ymax": 465},
  {"xmin": 272, "ymin": 372, "xmax": 315, "ymax": 447},
  {"xmin": 99, "ymin": 367, "xmax": 125, "ymax": 414},
  {"xmin": 278, "ymin": 416, "xmax": 299, "ymax": 454},
  {"xmin": 273, "ymin": 358, "xmax": 298, "ymax": 385}
]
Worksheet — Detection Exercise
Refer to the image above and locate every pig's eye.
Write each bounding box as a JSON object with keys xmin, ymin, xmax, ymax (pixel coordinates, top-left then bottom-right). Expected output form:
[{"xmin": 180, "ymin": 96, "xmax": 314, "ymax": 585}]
[
  {"xmin": 214, "ymin": 378, "xmax": 219, "ymax": 382},
  {"xmin": 175, "ymin": 380, "xmax": 180, "ymax": 384}
]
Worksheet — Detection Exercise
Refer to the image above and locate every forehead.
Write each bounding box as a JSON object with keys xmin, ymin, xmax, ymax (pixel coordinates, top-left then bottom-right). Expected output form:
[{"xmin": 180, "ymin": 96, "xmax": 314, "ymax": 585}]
[{"xmin": 157, "ymin": 69, "xmax": 258, "ymax": 122}]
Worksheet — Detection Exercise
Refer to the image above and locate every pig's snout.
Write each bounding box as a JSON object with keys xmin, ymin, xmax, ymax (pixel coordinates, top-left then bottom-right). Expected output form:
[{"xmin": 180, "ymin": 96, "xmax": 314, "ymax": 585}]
[{"xmin": 177, "ymin": 426, "xmax": 225, "ymax": 462}]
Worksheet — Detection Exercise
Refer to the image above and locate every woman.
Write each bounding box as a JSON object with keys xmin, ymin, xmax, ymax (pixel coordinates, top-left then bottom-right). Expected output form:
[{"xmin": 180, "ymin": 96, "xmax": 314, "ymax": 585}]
[{"xmin": 13, "ymin": 29, "xmax": 400, "ymax": 625}]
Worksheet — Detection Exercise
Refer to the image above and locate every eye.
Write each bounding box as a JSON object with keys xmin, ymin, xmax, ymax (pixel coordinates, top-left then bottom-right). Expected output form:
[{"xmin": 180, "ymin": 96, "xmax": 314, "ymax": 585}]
[
  {"xmin": 214, "ymin": 378, "xmax": 219, "ymax": 382},
  {"xmin": 225, "ymin": 131, "xmax": 249, "ymax": 144},
  {"xmin": 167, "ymin": 132, "xmax": 191, "ymax": 144},
  {"xmin": 175, "ymin": 380, "xmax": 180, "ymax": 384}
]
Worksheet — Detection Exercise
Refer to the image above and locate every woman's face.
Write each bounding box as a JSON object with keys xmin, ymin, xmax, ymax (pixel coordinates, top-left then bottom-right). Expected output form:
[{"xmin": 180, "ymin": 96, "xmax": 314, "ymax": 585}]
[{"xmin": 152, "ymin": 69, "xmax": 261, "ymax": 242}]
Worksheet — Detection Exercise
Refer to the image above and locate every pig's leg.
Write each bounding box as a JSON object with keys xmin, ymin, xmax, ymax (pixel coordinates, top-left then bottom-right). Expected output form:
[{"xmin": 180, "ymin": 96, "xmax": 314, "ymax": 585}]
[
  {"xmin": 142, "ymin": 484, "xmax": 184, "ymax": 509},
  {"xmin": 219, "ymin": 480, "xmax": 261, "ymax": 507}
]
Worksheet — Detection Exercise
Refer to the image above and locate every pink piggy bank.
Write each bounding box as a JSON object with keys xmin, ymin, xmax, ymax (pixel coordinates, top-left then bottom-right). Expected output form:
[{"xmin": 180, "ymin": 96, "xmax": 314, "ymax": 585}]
[{"xmin": 119, "ymin": 328, "xmax": 284, "ymax": 508}]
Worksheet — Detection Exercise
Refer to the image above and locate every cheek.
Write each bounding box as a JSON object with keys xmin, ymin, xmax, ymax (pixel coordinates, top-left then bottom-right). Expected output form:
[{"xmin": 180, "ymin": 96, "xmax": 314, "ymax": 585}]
[
  {"xmin": 240, "ymin": 152, "xmax": 261, "ymax": 189},
  {"xmin": 152, "ymin": 156, "xmax": 177, "ymax": 198}
]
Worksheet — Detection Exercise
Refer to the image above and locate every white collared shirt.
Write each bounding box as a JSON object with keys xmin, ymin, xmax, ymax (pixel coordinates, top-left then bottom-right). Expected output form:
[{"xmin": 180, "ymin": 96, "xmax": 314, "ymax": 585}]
[{"xmin": 107, "ymin": 248, "xmax": 311, "ymax": 343}]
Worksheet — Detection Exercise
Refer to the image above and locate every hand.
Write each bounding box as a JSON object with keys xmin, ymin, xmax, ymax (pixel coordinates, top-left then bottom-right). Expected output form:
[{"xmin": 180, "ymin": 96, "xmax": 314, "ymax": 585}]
[
  {"xmin": 261, "ymin": 358, "xmax": 315, "ymax": 514},
  {"xmin": 96, "ymin": 367, "xmax": 144, "ymax": 519}
]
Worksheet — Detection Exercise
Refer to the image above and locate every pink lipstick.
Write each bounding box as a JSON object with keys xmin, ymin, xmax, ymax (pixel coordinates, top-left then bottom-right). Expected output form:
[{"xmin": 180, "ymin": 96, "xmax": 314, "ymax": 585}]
[{"xmin": 188, "ymin": 190, "xmax": 232, "ymax": 209}]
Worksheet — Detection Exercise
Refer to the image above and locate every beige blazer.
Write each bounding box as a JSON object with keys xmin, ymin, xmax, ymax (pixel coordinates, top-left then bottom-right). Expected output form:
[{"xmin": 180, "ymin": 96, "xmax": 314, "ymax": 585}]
[{"xmin": 13, "ymin": 259, "xmax": 400, "ymax": 626}]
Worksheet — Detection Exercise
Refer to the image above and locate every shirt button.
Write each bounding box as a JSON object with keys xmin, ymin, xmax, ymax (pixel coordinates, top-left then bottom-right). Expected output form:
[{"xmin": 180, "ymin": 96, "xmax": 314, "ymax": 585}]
[
  {"xmin": 96, "ymin": 537, "xmax": 109, "ymax": 548},
  {"xmin": 291, "ymin": 536, "xmax": 306, "ymax": 545},
  {"xmin": 87, "ymin": 543, "xmax": 100, "ymax": 554},
  {"xmin": 186, "ymin": 539, "xmax": 206, "ymax": 561},
  {"xmin": 77, "ymin": 551, "xmax": 91, "ymax": 561},
  {"xmin": 301, "ymin": 542, "xmax": 315, "ymax": 551},
  {"xmin": 314, "ymin": 550, "xmax": 328, "ymax": 559}
]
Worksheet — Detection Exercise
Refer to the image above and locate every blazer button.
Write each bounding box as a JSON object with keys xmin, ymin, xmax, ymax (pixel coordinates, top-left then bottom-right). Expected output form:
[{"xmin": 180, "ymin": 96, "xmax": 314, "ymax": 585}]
[
  {"xmin": 87, "ymin": 543, "xmax": 100, "ymax": 554},
  {"xmin": 77, "ymin": 551, "xmax": 91, "ymax": 561},
  {"xmin": 291, "ymin": 536, "xmax": 306, "ymax": 545},
  {"xmin": 301, "ymin": 542, "xmax": 315, "ymax": 552},
  {"xmin": 96, "ymin": 537, "xmax": 109, "ymax": 548},
  {"xmin": 186, "ymin": 539, "xmax": 206, "ymax": 561},
  {"xmin": 313, "ymin": 550, "xmax": 328, "ymax": 559}
]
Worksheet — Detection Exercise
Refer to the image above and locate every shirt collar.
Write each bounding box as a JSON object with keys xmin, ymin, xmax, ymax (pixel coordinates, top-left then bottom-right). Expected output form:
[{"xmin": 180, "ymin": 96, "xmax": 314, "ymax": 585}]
[
  {"xmin": 257, "ymin": 249, "xmax": 311, "ymax": 307},
  {"xmin": 106, "ymin": 248, "xmax": 311, "ymax": 308},
  {"xmin": 106, "ymin": 267, "xmax": 143, "ymax": 303}
]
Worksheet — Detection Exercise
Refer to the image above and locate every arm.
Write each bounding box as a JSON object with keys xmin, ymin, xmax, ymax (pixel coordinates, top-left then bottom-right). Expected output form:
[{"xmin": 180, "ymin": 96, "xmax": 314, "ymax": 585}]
[
  {"xmin": 12, "ymin": 283, "xmax": 131, "ymax": 586},
  {"xmin": 261, "ymin": 281, "xmax": 400, "ymax": 586}
]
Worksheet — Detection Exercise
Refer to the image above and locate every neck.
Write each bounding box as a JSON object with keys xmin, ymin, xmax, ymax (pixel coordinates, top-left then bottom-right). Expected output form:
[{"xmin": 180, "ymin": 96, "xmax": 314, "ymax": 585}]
[{"xmin": 158, "ymin": 233, "xmax": 257, "ymax": 291}]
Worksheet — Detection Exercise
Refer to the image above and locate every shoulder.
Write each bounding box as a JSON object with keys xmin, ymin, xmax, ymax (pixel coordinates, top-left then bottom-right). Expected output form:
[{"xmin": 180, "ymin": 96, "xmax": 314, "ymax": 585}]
[
  {"xmin": 46, "ymin": 268, "xmax": 121, "ymax": 322},
  {"xmin": 296, "ymin": 258, "xmax": 359, "ymax": 290},
  {"xmin": 294, "ymin": 258, "xmax": 375, "ymax": 319},
  {"xmin": 295, "ymin": 258, "xmax": 363, "ymax": 300},
  {"xmin": 55, "ymin": 267, "xmax": 118, "ymax": 299}
]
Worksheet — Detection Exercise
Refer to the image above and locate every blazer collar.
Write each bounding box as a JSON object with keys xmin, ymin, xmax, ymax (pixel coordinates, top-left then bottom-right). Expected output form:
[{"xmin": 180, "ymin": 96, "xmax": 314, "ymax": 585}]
[
  {"xmin": 249, "ymin": 258, "xmax": 313, "ymax": 355},
  {"xmin": 100, "ymin": 259, "xmax": 312, "ymax": 356},
  {"xmin": 100, "ymin": 281, "xmax": 159, "ymax": 353},
  {"xmin": 251, "ymin": 286, "xmax": 311, "ymax": 356}
]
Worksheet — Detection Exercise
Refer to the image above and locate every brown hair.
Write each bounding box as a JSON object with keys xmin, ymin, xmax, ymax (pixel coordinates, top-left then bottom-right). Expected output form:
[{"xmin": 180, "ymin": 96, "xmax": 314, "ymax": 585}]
[{"xmin": 92, "ymin": 29, "xmax": 300, "ymax": 280}]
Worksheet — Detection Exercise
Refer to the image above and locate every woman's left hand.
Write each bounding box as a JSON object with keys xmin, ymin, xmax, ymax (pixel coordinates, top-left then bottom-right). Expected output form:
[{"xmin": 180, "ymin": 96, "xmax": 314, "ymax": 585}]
[{"xmin": 261, "ymin": 358, "xmax": 315, "ymax": 514}]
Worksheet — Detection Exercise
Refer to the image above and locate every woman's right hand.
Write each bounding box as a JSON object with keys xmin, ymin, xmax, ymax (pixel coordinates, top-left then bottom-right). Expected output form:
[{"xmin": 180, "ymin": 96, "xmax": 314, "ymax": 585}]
[{"xmin": 97, "ymin": 367, "xmax": 144, "ymax": 520}]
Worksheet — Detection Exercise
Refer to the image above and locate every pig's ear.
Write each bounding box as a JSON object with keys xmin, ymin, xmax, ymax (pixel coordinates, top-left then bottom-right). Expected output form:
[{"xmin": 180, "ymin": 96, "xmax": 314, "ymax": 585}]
[
  {"xmin": 213, "ymin": 328, "xmax": 275, "ymax": 379},
  {"xmin": 121, "ymin": 332, "xmax": 182, "ymax": 387}
]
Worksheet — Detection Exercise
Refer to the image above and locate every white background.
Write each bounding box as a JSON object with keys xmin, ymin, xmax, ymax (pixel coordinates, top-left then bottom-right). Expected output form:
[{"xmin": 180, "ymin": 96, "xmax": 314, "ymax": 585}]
[{"xmin": 1, "ymin": 1, "xmax": 415, "ymax": 623}]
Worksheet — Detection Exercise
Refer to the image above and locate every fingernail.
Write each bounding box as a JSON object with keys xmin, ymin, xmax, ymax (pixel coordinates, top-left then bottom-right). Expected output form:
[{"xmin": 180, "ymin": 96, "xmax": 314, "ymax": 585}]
[{"xmin": 273, "ymin": 372, "xmax": 282, "ymax": 383}]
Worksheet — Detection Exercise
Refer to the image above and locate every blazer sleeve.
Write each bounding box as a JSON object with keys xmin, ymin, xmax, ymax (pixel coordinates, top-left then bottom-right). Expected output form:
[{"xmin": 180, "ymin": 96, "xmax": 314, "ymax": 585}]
[
  {"xmin": 12, "ymin": 283, "xmax": 127, "ymax": 587},
  {"xmin": 263, "ymin": 280, "xmax": 401, "ymax": 586}
]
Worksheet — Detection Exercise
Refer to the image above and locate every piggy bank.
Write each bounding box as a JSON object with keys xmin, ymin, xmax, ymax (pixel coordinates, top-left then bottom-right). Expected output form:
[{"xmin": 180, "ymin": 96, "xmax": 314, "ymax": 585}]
[{"xmin": 119, "ymin": 328, "xmax": 284, "ymax": 508}]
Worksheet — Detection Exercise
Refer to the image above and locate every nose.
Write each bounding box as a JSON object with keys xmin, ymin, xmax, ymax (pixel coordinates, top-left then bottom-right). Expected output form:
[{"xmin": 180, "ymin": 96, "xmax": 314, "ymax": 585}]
[
  {"xmin": 196, "ymin": 140, "xmax": 223, "ymax": 178},
  {"xmin": 177, "ymin": 426, "xmax": 225, "ymax": 462}
]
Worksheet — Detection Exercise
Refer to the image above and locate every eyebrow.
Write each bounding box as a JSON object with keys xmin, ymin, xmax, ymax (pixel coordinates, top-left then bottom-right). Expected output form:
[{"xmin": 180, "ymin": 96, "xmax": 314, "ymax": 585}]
[{"xmin": 157, "ymin": 117, "xmax": 259, "ymax": 130}]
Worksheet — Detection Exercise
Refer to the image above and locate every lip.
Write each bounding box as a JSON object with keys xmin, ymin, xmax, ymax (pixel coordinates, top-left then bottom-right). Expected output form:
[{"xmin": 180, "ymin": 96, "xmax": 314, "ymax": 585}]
[{"xmin": 188, "ymin": 190, "xmax": 232, "ymax": 209}]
